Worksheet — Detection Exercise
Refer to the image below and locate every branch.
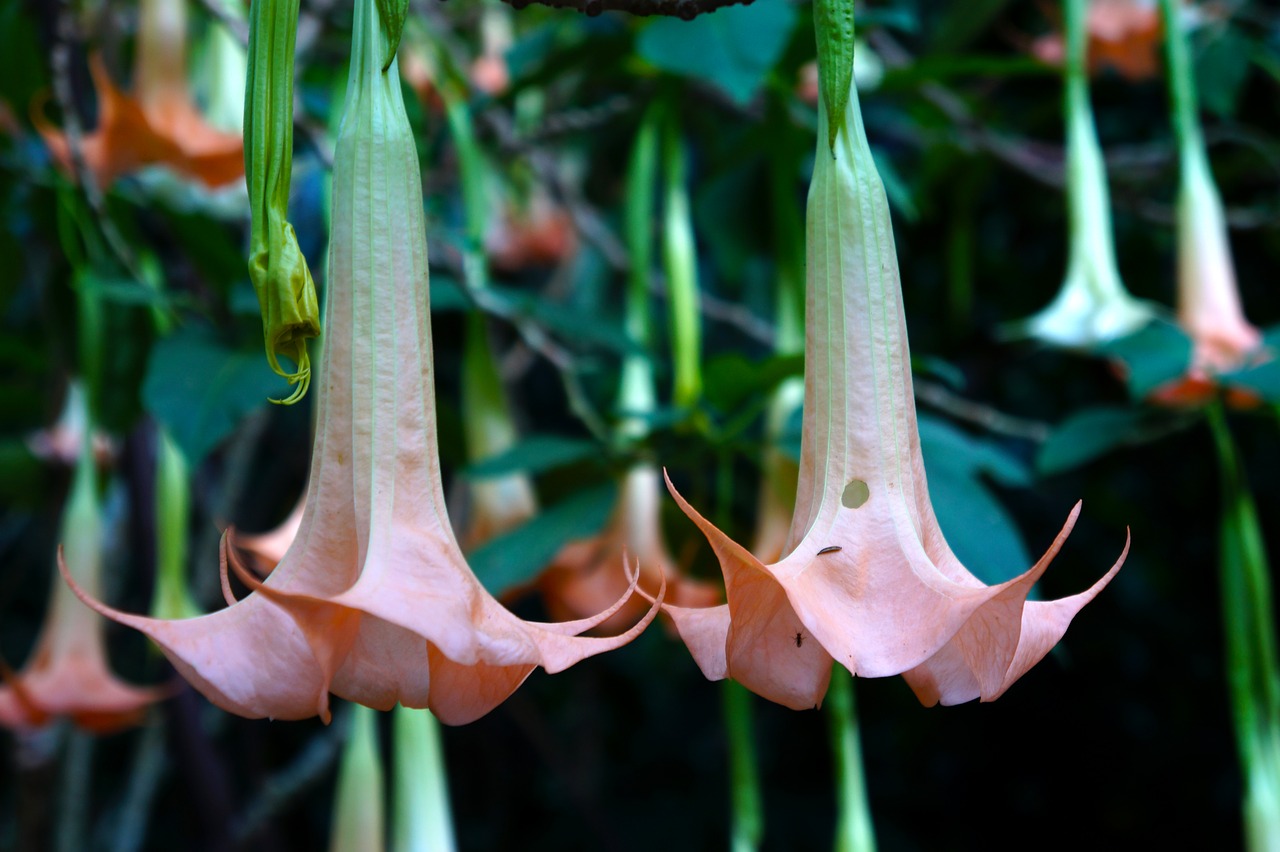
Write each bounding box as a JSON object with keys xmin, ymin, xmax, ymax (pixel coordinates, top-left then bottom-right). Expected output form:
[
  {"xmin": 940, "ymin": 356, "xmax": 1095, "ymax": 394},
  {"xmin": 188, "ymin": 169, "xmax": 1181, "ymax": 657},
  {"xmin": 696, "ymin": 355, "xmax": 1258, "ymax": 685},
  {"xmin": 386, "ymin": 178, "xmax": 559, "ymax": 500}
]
[{"xmin": 486, "ymin": 0, "xmax": 752, "ymax": 19}]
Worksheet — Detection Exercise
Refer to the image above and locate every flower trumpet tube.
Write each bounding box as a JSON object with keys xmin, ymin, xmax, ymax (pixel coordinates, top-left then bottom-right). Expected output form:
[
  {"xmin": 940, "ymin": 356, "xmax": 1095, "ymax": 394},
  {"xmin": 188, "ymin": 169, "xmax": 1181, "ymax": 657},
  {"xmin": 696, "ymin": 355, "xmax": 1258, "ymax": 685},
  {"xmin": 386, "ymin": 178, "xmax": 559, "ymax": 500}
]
[
  {"xmin": 0, "ymin": 397, "xmax": 164, "ymax": 732},
  {"xmin": 1148, "ymin": 0, "xmax": 1261, "ymax": 405},
  {"xmin": 662, "ymin": 10, "xmax": 1127, "ymax": 711},
  {"xmin": 1015, "ymin": 0, "xmax": 1154, "ymax": 348},
  {"xmin": 64, "ymin": 0, "xmax": 661, "ymax": 727}
]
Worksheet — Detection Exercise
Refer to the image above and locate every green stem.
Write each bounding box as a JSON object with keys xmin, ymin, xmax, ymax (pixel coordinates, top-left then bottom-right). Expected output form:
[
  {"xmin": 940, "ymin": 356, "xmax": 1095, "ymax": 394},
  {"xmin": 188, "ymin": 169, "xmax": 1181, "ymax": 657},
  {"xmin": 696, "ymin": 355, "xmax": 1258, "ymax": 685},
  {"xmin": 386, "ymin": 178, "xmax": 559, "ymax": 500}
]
[
  {"xmin": 826, "ymin": 668, "xmax": 876, "ymax": 852},
  {"xmin": 618, "ymin": 105, "xmax": 661, "ymax": 442},
  {"xmin": 149, "ymin": 426, "xmax": 200, "ymax": 621},
  {"xmin": 722, "ymin": 680, "xmax": 764, "ymax": 852},
  {"xmin": 1158, "ymin": 0, "xmax": 1208, "ymax": 171},
  {"xmin": 392, "ymin": 706, "xmax": 457, "ymax": 852},
  {"xmin": 330, "ymin": 705, "xmax": 386, "ymax": 852},
  {"xmin": 1207, "ymin": 403, "xmax": 1280, "ymax": 851},
  {"xmin": 662, "ymin": 113, "xmax": 702, "ymax": 414}
]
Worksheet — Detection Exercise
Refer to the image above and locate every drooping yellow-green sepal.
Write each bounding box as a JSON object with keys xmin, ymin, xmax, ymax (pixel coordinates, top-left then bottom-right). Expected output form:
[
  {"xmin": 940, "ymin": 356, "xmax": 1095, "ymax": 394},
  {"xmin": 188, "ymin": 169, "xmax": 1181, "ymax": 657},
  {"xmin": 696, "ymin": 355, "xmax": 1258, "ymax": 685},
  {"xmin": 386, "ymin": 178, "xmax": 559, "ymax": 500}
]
[
  {"xmin": 374, "ymin": 0, "xmax": 409, "ymax": 72},
  {"xmin": 813, "ymin": 0, "xmax": 855, "ymax": 153},
  {"xmin": 244, "ymin": 0, "xmax": 319, "ymax": 405}
]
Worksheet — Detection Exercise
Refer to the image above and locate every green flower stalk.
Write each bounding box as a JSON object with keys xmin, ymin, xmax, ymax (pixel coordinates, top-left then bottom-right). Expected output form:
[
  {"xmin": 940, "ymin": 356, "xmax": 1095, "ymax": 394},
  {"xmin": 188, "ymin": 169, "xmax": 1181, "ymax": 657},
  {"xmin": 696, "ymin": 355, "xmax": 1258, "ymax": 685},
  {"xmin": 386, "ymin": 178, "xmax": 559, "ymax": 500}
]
[
  {"xmin": 244, "ymin": 0, "xmax": 320, "ymax": 403},
  {"xmin": 826, "ymin": 668, "xmax": 875, "ymax": 852},
  {"xmin": 1207, "ymin": 404, "xmax": 1280, "ymax": 852},
  {"xmin": 330, "ymin": 705, "xmax": 386, "ymax": 852},
  {"xmin": 392, "ymin": 706, "xmax": 457, "ymax": 852},
  {"xmin": 200, "ymin": 0, "xmax": 249, "ymax": 134},
  {"xmin": 149, "ymin": 426, "xmax": 200, "ymax": 622},
  {"xmin": 663, "ymin": 116, "xmax": 703, "ymax": 415},
  {"xmin": 1016, "ymin": 0, "xmax": 1153, "ymax": 347}
]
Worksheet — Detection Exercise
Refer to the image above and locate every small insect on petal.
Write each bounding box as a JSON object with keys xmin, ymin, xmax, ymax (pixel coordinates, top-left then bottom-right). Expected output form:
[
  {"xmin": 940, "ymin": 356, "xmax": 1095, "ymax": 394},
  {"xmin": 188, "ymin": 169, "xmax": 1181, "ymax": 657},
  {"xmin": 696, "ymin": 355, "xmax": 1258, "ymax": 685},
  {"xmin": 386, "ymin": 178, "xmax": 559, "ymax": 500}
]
[{"xmin": 818, "ymin": 546, "xmax": 842, "ymax": 555}]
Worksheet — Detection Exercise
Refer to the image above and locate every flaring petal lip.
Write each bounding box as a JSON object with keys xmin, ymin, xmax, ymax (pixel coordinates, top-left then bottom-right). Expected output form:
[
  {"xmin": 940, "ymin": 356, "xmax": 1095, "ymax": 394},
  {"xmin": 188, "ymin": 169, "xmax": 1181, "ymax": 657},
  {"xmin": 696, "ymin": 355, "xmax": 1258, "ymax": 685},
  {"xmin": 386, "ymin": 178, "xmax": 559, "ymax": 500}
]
[
  {"xmin": 62, "ymin": 0, "xmax": 662, "ymax": 725},
  {"xmin": 662, "ymin": 68, "xmax": 1125, "ymax": 711}
]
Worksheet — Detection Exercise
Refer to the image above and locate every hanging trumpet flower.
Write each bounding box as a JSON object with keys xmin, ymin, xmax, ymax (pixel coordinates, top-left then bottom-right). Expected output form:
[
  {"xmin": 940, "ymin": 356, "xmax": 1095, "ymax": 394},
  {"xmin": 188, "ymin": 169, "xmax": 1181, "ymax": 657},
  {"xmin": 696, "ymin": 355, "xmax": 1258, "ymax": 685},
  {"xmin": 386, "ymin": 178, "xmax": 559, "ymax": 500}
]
[
  {"xmin": 64, "ymin": 0, "xmax": 660, "ymax": 727},
  {"xmin": 0, "ymin": 386, "xmax": 163, "ymax": 733},
  {"xmin": 663, "ymin": 0, "xmax": 1127, "ymax": 711},
  {"xmin": 1014, "ymin": 0, "xmax": 1154, "ymax": 348}
]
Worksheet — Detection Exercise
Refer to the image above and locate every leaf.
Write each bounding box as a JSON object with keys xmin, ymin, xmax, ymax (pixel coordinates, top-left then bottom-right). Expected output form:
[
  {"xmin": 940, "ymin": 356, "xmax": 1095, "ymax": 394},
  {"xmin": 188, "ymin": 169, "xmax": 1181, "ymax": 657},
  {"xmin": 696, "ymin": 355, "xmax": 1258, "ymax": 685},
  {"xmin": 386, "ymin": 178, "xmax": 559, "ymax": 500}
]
[
  {"xmin": 465, "ymin": 434, "xmax": 601, "ymax": 479},
  {"xmin": 637, "ymin": 1, "xmax": 798, "ymax": 105},
  {"xmin": 918, "ymin": 415, "xmax": 1031, "ymax": 584},
  {"xmin": 142, "ymin": 332, "xmax": 290, "ymax": 464},
  {"xmin": 1222, "ymin": 324, "xmax": 1280, "ymax": 402},
  {"xmin": 1196, "ymin": 27, "xmax": 1252, "ymax": 119},
  {"xmin": 1098, "ymin": 320, "xmax": 1192, "ymax": 399},
  {"xmin": 703, "ymin": 352, "xmax": 804, "ymax": 414},
  {"xmin": 469, "ymin": 483, "xmax": 617, "ymax": 594},
  {"xmin": 1036, "ymin": 406, "xmax": 1149, "ymax": 476}
]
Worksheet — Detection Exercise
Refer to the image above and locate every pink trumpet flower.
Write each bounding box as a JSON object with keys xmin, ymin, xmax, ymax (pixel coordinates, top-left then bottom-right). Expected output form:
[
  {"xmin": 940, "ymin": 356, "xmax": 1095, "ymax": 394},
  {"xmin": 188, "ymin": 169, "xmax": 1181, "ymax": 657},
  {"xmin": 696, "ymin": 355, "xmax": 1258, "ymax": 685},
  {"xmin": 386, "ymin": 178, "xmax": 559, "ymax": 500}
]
[
  {"xmin": 539, "ymin": 464, "xmax": 720, "ymax": 635},
  {"xmin": 63, "ymin": 0, "xmax": 659, "ymax": 727},
  {"xmin": 0, "ymin": 401, "xmax": 164, "ymax": 733},
  {"xmin": 662, "ymin": 69, "xmax": 1127, "ymax": 711},
  {"xmin": 1149, "ymin": 155, "xmax": 1263, "ymax": 406}
]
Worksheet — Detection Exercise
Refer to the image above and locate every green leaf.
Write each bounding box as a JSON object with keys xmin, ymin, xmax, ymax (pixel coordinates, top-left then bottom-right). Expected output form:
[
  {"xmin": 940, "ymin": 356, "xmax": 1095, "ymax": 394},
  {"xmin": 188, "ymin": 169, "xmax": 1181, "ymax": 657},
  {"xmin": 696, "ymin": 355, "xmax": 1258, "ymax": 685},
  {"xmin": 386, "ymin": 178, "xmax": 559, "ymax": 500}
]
[
  {"xmin": 918, "ymin": 415, "xmax": 1031, "ymax": 584},
  {"xmin": 1098, "ymin": 320, "xmax": 1192, "ymax": 399},
  {"xmin": 1036, "ymin": 406, "xmax": 1149, "ymax": 475},
  {"xmin": 465, "ymin": 434, "xmax": 601, "ymax": 479},
  {"xmin": 1196, "ymin": 27, "xmax": 1252, "ymax": 119},
  {"xmin": 1222, "ymin": 325, "xmax": 1280, "ymax": 402},
  {"xmin": 637, "ymin": 1, "xmax": 798, "ymax": 105},
  {"xmin": 469, "ymin": 483, "xmax": 617, "ymax": 594},
  {"xmin": 142, "ymin": 332, "xmax": 290, "ymax": 464},
  {"xmin": 703, "ymin": 352, "xmax": 804, "ymax": 414}
]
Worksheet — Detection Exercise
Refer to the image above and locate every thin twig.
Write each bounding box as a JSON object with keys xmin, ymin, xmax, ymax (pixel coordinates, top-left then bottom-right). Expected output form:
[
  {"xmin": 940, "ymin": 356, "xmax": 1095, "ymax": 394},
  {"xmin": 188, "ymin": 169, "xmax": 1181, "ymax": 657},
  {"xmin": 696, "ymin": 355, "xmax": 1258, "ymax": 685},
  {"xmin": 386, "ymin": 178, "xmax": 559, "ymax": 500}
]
[
  {"xmin": 230, "ymin": 712, "xmax": 350, "ymax": 848},
  {"xmin": 49, "ymin": 3, "xmax": 147, "ymax": 281},
  {"xmin": 110, "ymin": 711, "xmax": 169, "ymax": 852},
  {"xmin": 914, "ymin": 379, "xmax": 1051, "ymax": 443}
]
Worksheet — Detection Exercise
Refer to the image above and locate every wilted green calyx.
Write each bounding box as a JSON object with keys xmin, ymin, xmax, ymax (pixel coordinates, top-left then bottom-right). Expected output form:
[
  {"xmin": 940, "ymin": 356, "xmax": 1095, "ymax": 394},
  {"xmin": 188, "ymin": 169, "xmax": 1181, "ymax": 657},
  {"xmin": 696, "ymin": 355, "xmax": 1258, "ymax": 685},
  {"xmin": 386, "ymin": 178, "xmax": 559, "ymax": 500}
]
[
  {"xmin": 244, "ymin": 0, "xmax": 319, "ymax": 404},
  {"xmin": 812, "ymin": 0, "xmax": 855, "ymax": 152},
  {"xmin": 374, "ymin": 0, "xmax": 409, "ymax": 72}
]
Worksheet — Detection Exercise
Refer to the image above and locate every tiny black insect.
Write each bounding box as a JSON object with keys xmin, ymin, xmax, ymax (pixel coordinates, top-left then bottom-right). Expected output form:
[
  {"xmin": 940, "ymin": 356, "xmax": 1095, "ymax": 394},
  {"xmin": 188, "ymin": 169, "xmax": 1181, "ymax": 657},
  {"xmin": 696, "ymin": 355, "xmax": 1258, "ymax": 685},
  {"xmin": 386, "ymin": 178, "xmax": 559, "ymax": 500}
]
[
  {"xmin": 794, "ymin": 632, "xmax": 804, "ymax": 648},
  {"xmin": 817, "ymin": 545, "xmax": 842, "ymax": 555}
]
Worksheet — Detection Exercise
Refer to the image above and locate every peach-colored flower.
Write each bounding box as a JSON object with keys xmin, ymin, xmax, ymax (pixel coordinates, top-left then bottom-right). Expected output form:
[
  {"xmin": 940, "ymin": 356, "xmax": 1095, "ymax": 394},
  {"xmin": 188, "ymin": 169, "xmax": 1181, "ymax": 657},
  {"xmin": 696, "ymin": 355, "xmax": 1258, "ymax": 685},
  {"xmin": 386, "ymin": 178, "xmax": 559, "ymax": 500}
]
[
  {"xmin": 538, "ymin": 464, "xmax": 721, "ymax": 634},
  {"xmin": 25, "ymin": 381, "xmax": 114, "ymax": 467},
  {"xmin": 1149, "ymin": 155, "xmax": 1263, "ymax": 406},
  {"xmin": 0, "ymin": 406, "xmax": 164, "ymax": 733},
  {"xmin": 1032, "ymin": 0, "xmax": 1163, "ymax": 81},
  {"xmin": 33, "ymin": 0, "xmax": 242, "ymax": 189},
  {"xmin": 486, "ymin": 190, "xmax": 578, "ymax": 273},
  {"xmin": 64, "ymin": 0, "xmax": 657, "ymax": 727},
  {"xmin": 661, "ymin": 73, "xmax": 1126, "ymax": 711}
]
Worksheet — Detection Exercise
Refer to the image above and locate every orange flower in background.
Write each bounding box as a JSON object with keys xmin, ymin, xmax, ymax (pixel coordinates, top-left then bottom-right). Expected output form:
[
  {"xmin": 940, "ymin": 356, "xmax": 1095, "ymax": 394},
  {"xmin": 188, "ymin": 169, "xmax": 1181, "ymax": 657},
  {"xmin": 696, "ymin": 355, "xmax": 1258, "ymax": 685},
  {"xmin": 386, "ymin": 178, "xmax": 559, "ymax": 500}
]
[
  {"xmin": 65, "ymin": 0, "xmax": 657, "ymax": 727},
  {"xmin": 0, "ymin": 397, "xmax": 164, "ymax": 733},
  {"xmin": 662, "ymin": 72, "xmax": 1126, "ymax": 712},
  {"xmin": 1032, "ymin": 0, "xmax": 1163, "ymax": 81},
  {"xmin": 34, "ymin": 0, "xmax": 242, "ymax": 189},
  {"xmin": 539, "ymin": 465, "xmax": 720, "ymax": 634}
]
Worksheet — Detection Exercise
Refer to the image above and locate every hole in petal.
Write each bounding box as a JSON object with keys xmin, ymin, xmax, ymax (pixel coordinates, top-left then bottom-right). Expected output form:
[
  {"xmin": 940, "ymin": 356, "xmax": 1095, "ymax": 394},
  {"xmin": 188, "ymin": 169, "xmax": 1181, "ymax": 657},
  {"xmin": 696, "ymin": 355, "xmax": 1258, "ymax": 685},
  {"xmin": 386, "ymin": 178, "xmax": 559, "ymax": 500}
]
[{"xmin": 841, "ymin": 479, "xmax": 870, "ymax": 509}]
